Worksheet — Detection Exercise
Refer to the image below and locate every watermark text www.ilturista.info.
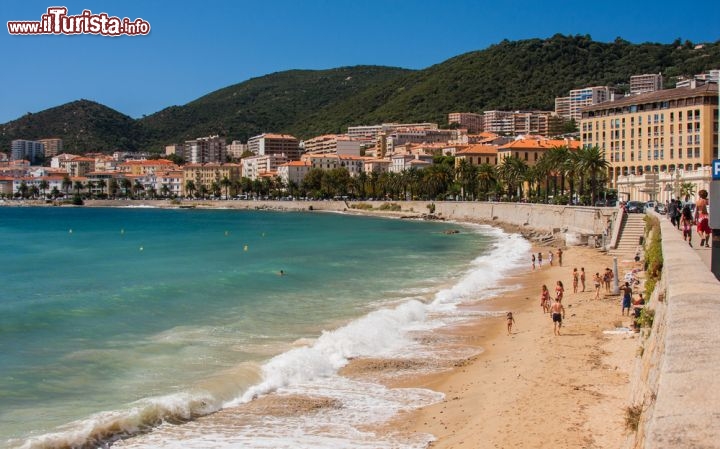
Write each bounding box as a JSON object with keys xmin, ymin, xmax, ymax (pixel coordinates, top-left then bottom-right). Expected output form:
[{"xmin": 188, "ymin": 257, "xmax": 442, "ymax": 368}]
[{"xmin": 7, "ymin": 7, "xmax": 150, "ymax": 36}]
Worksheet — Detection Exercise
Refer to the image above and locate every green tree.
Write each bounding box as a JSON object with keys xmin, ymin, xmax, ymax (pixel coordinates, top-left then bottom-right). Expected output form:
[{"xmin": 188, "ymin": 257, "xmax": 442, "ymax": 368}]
[
  {"xmin": 184, "ymin": 180, "xmax": 196, "ymax": 198},
  {"xmin": 109, "ymin": 178, "xmax": 119, "ymax": 198},
  {"xmin": 120, "ymin": 178, "xmax": 132, "ymax": 198},
  {"xmin": 39, "ymin": 180, "xmax": 49, "ymax": 198},
  {"xmin": 576, "ymin": 145, "xmax": 610, "ymax": 205},
  {"xmin": 220, "ymin": 176, "xmax": 232, "ymax": 199},
  {"xmin": 62, "ymin": 175, "xmax": 72, "ymax": 196},
  {"xmin": 680, "ymin": 182, "xmax": 696, "ymax": 202}
]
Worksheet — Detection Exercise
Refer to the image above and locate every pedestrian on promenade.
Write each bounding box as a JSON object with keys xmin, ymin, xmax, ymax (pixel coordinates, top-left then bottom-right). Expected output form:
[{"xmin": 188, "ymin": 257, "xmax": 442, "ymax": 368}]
[
  {"xmin": 681, "ymin": 204, "xmax": 694, "ymax": 247},
  {"xmin": 668, "ymin": 198, "xmax": 678, "ymax": 227},
  {"xmin": 696, "ymin": 189, "xmax": 711, "ymax": 248}
]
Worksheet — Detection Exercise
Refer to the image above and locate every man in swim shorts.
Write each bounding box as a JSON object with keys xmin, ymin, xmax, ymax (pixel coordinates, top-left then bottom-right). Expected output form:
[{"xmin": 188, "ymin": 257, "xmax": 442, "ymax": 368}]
[{"xmin": 550, "ymin": 297, "xmax": 565, "ymax": 336}]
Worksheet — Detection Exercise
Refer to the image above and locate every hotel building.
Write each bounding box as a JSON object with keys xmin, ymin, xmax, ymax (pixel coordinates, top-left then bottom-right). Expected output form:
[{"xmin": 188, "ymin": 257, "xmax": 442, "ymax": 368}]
[
  {"xmin": 448, "ymin": 113, "xmax": 484, "ymax": 133},
  {"xmin": 10, "ymin": 139, "xmax": 44, "ymax": 164},
  {"xmin": 580, "ymin": 84, "xmax": 719, "ymax": 199},
  {"xmin": 184, "ymin": 136, "xmax": 226, "ymax": 164}
]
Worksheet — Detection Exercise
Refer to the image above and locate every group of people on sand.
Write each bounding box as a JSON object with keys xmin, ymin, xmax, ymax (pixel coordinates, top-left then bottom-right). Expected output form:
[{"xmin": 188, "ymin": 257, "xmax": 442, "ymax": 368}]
[
  {"xmin": 538, "ymin": 281, "xmax": 566, "ymax": 335},
  {"xmin": 531, "ymin": 248, "xmax": 563, "ymax": 270}
]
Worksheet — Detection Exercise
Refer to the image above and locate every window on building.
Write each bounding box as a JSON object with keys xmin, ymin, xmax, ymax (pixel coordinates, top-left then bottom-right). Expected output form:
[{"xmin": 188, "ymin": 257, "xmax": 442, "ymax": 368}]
[
  {"xmin": 695, "ymin": 109, "xmax": 701, "ymax": 119},
  {"xmin": 670, "ymin": 149, "xmax": 674, "ymax": 159},
  {"xmin": 678, "ymin": 111, "xmax": 683, "ymax": 121},
  {"xmin": 695, "ymin": 147, "xmax": 700, "ymax": 158},
  {"xmin": 670, "ymin": 112, "xmax": 674, "ymax": 122}
]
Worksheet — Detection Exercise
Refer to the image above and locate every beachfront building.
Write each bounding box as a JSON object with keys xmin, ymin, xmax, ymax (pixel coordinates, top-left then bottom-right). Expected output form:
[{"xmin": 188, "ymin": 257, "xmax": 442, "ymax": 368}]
[
  {"xmin": 241, "ymin": 154, "xmax": 288, "ymax": 181},
  {"xmin": 389, "ymin": 153, "xmax": 433, "ymax": 173},
  {"xmin": 347, "ymin": 123, "xmax": 438, "ymax": 140},
  {"xmin": 64, "ymin": 156, "xmax": 95, "ymax": 177},
  {"xmin": 630, "ymin": 73, "xmax": 663, "ymax": 95},
  {"xmin": 247, "ymin": 133, "xmax": 301, "ymax": 160},
  {"xmin": 10, "ymin": 140, "xmax": 44, "ymax": 164},
  {"xmin": 383, "ymin": 128, "xmax": 466, "ymax": 155},
  {"xmin": 183, "ymin": 163, "xmax": 241, "ymax": 196},
  {"xmin": 184, "ymin": 136, "xmax": 227, "ymax": 164},
  {"xmin": 363, "ymin": 159, "xmax": 391, "ymax": 174},
  {"xmin": 448, "ymin": 112, "xmax": 484, "ymax": 133},
  {"xmin": 454, "ymin": 144, "xmax": 499, "ymax": 168},
  {"xmin": 555, "ymin": 86, "xmax": 615, "ymax": 122},
  {"xmin": 118, "ymin": 159, "xmax": 177, "ymax": 176},
  {"xmin": 497, "ymin": 137, "xmax": 580, "ymax": 166},
  {"xmin": 580, "ymin": 83, "xmax": 719, "ymax": 201},
  {"xmin": 277, "ymin": 161, "xmax": 312, "ymax": 186}
]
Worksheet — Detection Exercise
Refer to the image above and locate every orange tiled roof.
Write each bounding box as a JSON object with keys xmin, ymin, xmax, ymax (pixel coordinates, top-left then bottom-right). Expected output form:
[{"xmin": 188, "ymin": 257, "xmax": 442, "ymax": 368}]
[
  {"xmin": 499, "ymin": 138, "xmax": 580, "ymax": 151},
  {"xmin": 456, "ymin": 144, "xmax": 499, "ymax": 155}
]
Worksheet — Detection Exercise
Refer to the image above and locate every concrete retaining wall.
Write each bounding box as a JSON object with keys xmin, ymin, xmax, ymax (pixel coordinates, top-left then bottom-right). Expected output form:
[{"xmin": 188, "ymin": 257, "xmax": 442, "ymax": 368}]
[{"xmin": 627, "ymin": 212, "xmax": 720, "ymax": 448}]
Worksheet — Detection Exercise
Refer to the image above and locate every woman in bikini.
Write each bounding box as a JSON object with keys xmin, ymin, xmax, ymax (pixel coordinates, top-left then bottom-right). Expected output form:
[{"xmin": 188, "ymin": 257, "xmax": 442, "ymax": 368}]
[
  {"xmin": 555, "ymin": 280, "xmax": 564, "ymax": 303},
  {"xmin": 540, "ymin": 284, "xmax": 551, "ymax": 313},
  {"xmin": 695, "ymin": 190, "xmax": 710, "ymax": 248}
]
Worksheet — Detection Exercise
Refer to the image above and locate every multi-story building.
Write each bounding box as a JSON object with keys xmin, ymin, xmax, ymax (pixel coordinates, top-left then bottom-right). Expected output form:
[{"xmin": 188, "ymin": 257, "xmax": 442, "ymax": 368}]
[
  {"xmin": 225, "ymin": 140, "xmax": 248, "ymax": 160},
  {"xmin": 580, "ymin": 83, "xmax": 718, "ymax": 198},
  {"xmin": 10, "ymin": 139, "xmax": 44, "ymax": 164},
  {"xmin": 277, "ymin": 161, "xmax": 312, "ymax": 186},
  {"xmin": 630, "ymin": 73, "xmax": 663, "ymax": 95},
  {"xmin": 37, "ymin": 138, "xmax": 63, "ymax": 158},
  {"xmin": 497, "ymin": 137, "xmax": 580, "ymax": 167},
  {"xmin": 448, "ymin": 113, "xmax": 484, "ymax": 133},
  {"xmin": 676, "ymin": 70, "xmax": 720, "ymax": 88},
  {"xmin": 482, "ymin": 111, "xmax": 515, "ymax": 134},
  {"xmin": 241, "ymin": 154, "xmax": 288, "ymax": 180},
  {"xmin": 118, "ymin": 159, "xmax": 177, "ymax": 176},
  {"xmin": 302, "ymin": 134, "xmax": 362, "ymax": 156},
  {"xmin": 513, "ymin": 111, "xmax": 552, "ymax": 136},
  {"xmin": 556, "ymin": 86, "xmax": 614, "ymax": 122},
  {"xmin": 64, "ymin": 156, "xmax": 95, "ymax": 177},
  {"xmin": 454, "ymin": 144, "xmax": 499, "ymax": 167},
  {"xmin": 346, "ymin": 123, "xmax": 438, "ymax": 140},
  {"xmin": 246, "ymin": 133, "xmax": 300, "ymax": 160},
  {"xmin": 384, "ymin": 128, "xmax": 466, "ymax": 154},
  {"xmin": 184, "ymin": 136, "xmax": 226, "ymax": 164},
  {"xmin": 390, "ymin": 154, "xmax": 433, "ymax": 173},
  {"xmin": 182, "ymin": 163, "xmax": 241, "ymax": 195},
  {"xmin": 165, "ymin": 144, "xmax": 185, "ymax": 157}
]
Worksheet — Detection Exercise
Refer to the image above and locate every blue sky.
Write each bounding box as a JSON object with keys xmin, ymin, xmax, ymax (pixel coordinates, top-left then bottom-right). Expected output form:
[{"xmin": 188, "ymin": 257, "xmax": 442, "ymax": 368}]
[{"xmin": 1, "ymin": 0, "xmax": 718, "ymax": 124}]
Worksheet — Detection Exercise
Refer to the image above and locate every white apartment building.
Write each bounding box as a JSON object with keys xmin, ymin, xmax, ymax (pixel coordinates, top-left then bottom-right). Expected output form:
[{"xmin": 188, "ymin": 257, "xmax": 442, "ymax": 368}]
[
  {"xmin": 277, "ymin": 161, "xmax": 312, "ymax": 186},
  {"xmin": 390, "ymin": 154, "xmax": 433, "ymax": 173},
  {"xmin": 10, "ymin": 139, "xmax": 44, "ymax": 164},
  {"xmin": 302, "ymin": 134, "xmax": 362, "ymax": 155},
  {"xmin": 242, "ymin": 154, "xmax": 288, "ymax": 180},
  {"xmin": 225, "ymin": 140, "xmax": 248, "ymax": 160},
  {"xmin": 555, "ymin": 86, "xmax": 614, "ymax": 122},
  {"xmin": 630, "ymin": 73, "xmax": 663, "ymax": 95}
]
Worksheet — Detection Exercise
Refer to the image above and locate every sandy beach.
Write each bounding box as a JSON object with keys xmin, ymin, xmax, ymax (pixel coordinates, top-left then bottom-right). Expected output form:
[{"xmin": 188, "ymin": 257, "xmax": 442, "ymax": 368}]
[{"xmin": 374, "ymin": 243, "xmax": 641, "ymax": 448}]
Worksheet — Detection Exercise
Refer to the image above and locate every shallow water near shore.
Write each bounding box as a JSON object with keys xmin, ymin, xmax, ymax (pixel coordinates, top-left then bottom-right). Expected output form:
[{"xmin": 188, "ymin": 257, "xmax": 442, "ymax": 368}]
[{"xmin": 0, "ymin": 207, "xmax": 529, "ymax": 448}]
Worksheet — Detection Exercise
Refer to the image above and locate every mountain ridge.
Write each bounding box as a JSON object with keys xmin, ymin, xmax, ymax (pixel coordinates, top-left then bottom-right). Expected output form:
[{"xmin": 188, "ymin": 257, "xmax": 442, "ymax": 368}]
[{"xmin": 2, "ymin": 34, "xmax": 719, "ymax": 154}]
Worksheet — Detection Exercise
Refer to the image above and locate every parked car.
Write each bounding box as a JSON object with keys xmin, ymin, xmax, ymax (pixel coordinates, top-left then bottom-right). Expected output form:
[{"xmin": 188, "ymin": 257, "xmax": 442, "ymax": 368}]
[
  {"xmin": 655, "ymin": 203, "xmax": 667, "ymax": 214},
  {"xmin": 644, "ymin": 201, "xmax": 657, "ymax": 212},
  {"xmin": 625, "ymin": 201, "xmax": 645, "ymax": 213}
]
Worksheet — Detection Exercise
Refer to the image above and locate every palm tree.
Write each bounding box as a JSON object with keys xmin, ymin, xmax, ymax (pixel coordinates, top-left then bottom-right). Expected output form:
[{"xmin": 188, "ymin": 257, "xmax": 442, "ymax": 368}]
[
  {"xmin": 109, "ymin": 179, "xmax": 120, "ymax": 198},
  {"xmin": 29, "ymin": 185, "xmax": 40, "ymax": 199},
  {"xmin": 39, "ymin": 180, "xmax": 49, "ymax": 198},
  {"xmin": 476, "ymin": 163, "xmax": 497, "ymax": 200},
  {"xmin": 18, "ymin": 181, "xmax": 29, "ymax": 198},
  {"xmin": 133, "ymin": 180, "xmax": 144, "ymax": 198},
  {"xmin": 497, "ymin": 155, "xmax": 528, "ymax": 200},
  {"xmin": 50, "ymin": 187, "xmax": 61, "ymax": 199},
  {"xmin": 220, "ymin": 176, "xmax": 232, "ymax": 199},
  {"xmin": 73, "ymin": 180, "xmax": 84, "ymax": 196},
  {"xmin": 680, "ymin": 182, "xmax": 696, "ymax": 202},
  {"xmin": 62, "ymin": 176, "xmax": 72, "ymax": 196},
  {"xmin": 422, "ymin": 164, "xmax": 453, "ymax": 199},
  {"xmin": 97, "ymin": 179, "xmax": 107, "ymax": 198},
  {"xmin": 576, "ymin": 145, "xmax": 610, "ymax": 205},
  {"xmin": 184, "ymin": 180, "xmax": 196, "ymax": 198},
  {"xmin": 161, "ymin": 184, "xmax": 171, "ymax": 198},
  {"xmin": 455, "ymin": 159, "xmax": 478, "ymax": 200},
  {"xmin": 120, "ymin": 178, "xmax": 132, "ymax": 198}
]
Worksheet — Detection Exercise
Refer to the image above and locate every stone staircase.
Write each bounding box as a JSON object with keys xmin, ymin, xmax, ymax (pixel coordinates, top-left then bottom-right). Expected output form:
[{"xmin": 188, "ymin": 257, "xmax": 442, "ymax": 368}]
[{"xmin": 610, "ymin": 213, "xmax": 646, "ymax": 257}]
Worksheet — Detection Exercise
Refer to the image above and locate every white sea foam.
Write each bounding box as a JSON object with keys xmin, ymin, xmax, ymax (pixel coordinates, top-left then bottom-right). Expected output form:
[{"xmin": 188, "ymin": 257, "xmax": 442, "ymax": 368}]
[{"xmin": 9, "ymin": 224, "xmax": 530, "ymax": 449}]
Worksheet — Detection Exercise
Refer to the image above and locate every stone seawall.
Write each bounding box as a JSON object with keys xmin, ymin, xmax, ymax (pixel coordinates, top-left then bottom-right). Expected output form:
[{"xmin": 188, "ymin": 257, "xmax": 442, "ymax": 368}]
[{"xmin": 626, "ymin": 213, "xmax": 720, "ymax": 448}]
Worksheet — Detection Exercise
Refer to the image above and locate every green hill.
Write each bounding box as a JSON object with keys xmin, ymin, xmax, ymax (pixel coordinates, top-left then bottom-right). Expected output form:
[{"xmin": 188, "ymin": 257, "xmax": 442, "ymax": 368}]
[
  {"xmin": 0, "ymin": 100, "xmax": 144, "ymax": 153},
  {"xmin": 2, "ymin": 35, "xmax": 720, "ymax": 154}
]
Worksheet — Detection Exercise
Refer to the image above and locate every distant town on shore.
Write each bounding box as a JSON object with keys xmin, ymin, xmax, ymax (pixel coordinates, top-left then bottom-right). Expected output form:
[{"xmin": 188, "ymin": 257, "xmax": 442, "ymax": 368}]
[{"xmin": 2, "ymin": 69, "xmax": 718, "ymax": 207}]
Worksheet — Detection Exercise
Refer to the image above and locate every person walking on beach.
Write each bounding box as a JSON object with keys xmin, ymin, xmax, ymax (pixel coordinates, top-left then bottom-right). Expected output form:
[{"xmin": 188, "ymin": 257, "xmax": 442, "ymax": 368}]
[
  {"xmin": 548, "ymin": 250, "xmax": 554, "ymax": 266},
  {"xmin": 538, "ymin": 251, "xmax": 543, "ymax": 267},
  {"xmin": 696, "ymin": 189, "xmax": 711, "ymax": 248},
  {"xmin": 580, "ymin": 267, "xmax": 586, "ymax": 292},
  {"xmin": 531, "ymin": 253, "xmax": 536, "ymax": 270},
  {"xmin": 621, "ymin": 282, "xmax": 633, "ymax": 316},
  {"xmin": 551, "ymin": 298, "xmax": 565, "ymax": 336},
  {"xmin": 557, "ymin": 248, "xmax": 563, "ymax": 266},
  {"xmin": 540, "ymin": 284, "xmax": 551, "ymax": 314},
  {"xmin": 555, "ymin": 280, "xmax": 564, "ymax": 303},
  {"xmin": 603, "ymin": 268, "xmax": 613, "ymax": 293},
  {"xmin": 572, "ymin": 268, "xmax": 579, "ymax": 293},
  {"xmin": 506, "ymin": 312, "xmax": 516, "ymax": 335},
  {"xmin": 593, "ymin": 272, "xmax": 602, "ymax": 299}
]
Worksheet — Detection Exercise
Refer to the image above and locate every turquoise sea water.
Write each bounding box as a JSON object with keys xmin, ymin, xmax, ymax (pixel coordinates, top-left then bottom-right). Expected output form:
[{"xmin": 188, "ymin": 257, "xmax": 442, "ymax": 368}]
[{"xmin": 0, "ymin": 206, "xmax": 529, "ymax": 449}]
